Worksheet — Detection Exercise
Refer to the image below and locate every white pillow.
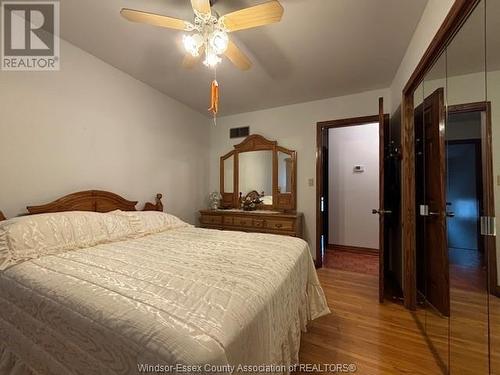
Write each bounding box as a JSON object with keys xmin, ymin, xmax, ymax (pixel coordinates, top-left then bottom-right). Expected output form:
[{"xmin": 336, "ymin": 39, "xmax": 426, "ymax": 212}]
[
  {"xmin": 110, "ymin": 211, "xmax": 190, "ymax": 236},
  {"xmin": 0, "ymin": 211, "xmax": 136, "ymax": 271}
]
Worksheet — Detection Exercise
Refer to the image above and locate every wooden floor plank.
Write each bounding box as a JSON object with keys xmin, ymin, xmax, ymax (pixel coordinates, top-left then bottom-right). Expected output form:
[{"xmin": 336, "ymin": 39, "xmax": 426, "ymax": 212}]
[{"xmin": 298, "ymin": 269, "xmax": 443, "ymax": 375}]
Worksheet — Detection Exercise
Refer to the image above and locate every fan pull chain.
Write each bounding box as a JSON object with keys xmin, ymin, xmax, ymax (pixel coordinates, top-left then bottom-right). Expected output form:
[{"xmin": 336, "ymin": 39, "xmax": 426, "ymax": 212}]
[{"xmin": 208, "ymin": 67, "xmax": 219, "ymax": 125}]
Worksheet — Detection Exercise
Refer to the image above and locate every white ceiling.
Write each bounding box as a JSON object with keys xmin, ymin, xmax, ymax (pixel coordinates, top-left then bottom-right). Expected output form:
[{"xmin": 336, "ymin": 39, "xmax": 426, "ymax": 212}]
[{"xmin": 60, "ymin": 0, "xmax": 428, "ymax": 116}]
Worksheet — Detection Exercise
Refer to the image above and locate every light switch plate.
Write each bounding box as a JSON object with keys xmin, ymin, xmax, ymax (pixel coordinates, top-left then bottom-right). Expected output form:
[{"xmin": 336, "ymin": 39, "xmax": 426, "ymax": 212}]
[{"xmin": 308, "ymin": 178, "xmax": 314, "ymax": 187}]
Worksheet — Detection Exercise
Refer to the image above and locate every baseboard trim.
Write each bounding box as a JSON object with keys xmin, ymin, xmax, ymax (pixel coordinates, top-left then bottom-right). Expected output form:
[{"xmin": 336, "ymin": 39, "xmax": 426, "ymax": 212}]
[{"xmin": 327, "ymin": 244, "xmax": 379, "ymax": 255}]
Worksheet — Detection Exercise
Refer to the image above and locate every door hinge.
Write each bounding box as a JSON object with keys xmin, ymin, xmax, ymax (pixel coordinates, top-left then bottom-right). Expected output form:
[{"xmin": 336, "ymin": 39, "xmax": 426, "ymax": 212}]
[
  {"xmin": 320, "ymin": 197, "xmax": 325, "ymax": 213},
  {"xmin": 480, "ymin": 216, "xmax": 497, "ymax": 237}
]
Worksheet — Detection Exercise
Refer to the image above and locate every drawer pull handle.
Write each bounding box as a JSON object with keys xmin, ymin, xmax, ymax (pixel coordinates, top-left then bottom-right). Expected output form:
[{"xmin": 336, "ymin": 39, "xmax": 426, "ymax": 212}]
[{"xmin": 275, "ymin": 223, "xmax": 283, "ymax": 228}]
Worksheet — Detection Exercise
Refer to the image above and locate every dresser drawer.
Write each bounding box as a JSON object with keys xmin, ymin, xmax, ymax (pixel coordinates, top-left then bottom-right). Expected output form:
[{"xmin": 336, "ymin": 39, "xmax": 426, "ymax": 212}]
[
  {"xmin": 200, "ymin": 214, "xmax": 222, "ymax": 225},
  {"xmin": 265, "ymin": 218, "xmax": 294, "ymax": 231},
  {"xmin": 199, "ymin": 210, "xmax": 303, "ymax": 238},
  {"xmin": 253, "ymin": 219, "xmax": 265, "ymax": 228},
  {"xmin": 233, "ymin": 216, "xmax": 253, "ymax": 227}
]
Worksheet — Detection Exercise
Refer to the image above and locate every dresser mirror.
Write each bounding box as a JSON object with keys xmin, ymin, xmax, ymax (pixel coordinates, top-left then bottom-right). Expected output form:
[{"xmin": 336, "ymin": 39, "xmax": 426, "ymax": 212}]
[
  {"xmin": 239, "ymin": 150, "xmax": 273, "ymax": 205},
  {"xmin": 278, "ymin": 151, "xmax": 293, "ymax": 194},
  {"xmin": 223, "ymin": 154, "xmax": 234, "ymax": 193},
  {"xmin": 219, "ymin": 134, "xmax": 297, "ymax": 211}
]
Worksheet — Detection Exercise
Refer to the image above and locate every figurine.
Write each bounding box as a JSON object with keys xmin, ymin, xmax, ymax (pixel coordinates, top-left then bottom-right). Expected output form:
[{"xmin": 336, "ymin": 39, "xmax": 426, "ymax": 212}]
[{"xmin": 208, "ymin": 191, "xmax": 222, "ymax": 210}]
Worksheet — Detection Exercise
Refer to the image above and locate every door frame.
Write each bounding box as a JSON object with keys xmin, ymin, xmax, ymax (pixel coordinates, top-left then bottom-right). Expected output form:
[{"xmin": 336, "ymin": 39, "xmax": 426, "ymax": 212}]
[
  {"xmin": 401, "ymin": 0, "xmax": 482, "ymax": 310},
  {"xmin": 315, "ymin": 111, "xmax": 390, "ymax": 268}
]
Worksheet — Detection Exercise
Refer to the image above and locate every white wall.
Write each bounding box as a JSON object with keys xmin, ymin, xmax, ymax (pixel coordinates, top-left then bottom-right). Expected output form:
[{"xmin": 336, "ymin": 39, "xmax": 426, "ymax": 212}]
[
  {"xmin": 328, "ymin": 124, "xmax": 379, "ymax": 250},
  {"xmin": 208, "ymin": 88, "xmax": 390, "ymax": 257},
  {"xmin": 0, "ymin": 39, "xmax": 209, "ymax": 224}
]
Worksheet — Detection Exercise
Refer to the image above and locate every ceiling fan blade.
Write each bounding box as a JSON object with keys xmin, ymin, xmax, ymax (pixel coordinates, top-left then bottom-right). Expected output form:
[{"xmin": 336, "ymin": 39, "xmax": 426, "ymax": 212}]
[
  {"xmin": 221, "ymin": 0, "xmax": 284, "ymax": 32},
  {"xmin": 224, "ymin": 40, "xmax": 252, "ymax": 71},
  {"xmin": 190, "ymin": 0, "xmax": 211, "ymax": 15},
  {"xmin": 182, "ymin": 54, "xmax": 201, "ymax": 69},
  {"xmin": 121, "ymin": 8, "xmax": 192, "ymax": 31}
]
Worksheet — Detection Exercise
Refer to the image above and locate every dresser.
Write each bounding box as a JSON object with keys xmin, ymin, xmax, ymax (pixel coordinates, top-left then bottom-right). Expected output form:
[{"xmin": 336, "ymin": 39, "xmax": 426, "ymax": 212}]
[
  {"xmin": 206, "ymin": 134, "xmax": 303, "ymax": 238},
  {"xmin": 199, "ymin": 209, "xmax": 303, "ymax": 238}
]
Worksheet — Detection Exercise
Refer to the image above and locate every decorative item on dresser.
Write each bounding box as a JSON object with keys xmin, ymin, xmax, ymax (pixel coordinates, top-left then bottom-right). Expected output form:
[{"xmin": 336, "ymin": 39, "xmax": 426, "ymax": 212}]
[{"xmin": 200, "ymin": 134, "xmax": 303, "ymax": 237}]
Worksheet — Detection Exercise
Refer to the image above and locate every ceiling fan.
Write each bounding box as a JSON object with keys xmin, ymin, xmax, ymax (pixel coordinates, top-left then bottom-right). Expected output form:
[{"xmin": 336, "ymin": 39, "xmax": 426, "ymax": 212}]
[{"xmin": 120, "ymin": 0, "xmax": 284, "ymax": 71}]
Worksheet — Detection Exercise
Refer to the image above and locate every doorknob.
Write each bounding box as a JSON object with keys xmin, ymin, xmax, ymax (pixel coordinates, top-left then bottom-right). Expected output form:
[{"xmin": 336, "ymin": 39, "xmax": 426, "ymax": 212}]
[
  {"xmin": 372, "ymin": 209, "xmax": 392, "ymax": 215},
  {"xmin": 420, "ymin": 205, "xmax": 441, "ymax": 217}
]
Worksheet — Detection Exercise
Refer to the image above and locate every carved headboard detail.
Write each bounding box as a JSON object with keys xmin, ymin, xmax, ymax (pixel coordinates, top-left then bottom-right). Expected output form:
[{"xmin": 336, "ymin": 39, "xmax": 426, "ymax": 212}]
[
  {"xmin": 26, "ymin": 190, "xmax": 164, "ymax": 215},
  {"xmin": 0, "ymin": 190, "xmax": 164, "ymax": 221}
]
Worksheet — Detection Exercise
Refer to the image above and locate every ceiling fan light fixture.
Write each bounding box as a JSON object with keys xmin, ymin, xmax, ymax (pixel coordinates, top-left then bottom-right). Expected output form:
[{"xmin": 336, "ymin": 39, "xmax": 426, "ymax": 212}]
[
  {"xmin": 203, "ymin": 51, "xmax": 222, "ymax": 68},
  {"xmin": 183, "ymin": 33, "xmax": 203, "ymax": 56},
  {"xmin": 209, "ymin": 30, "xmax": 229, "ymax": 54}
]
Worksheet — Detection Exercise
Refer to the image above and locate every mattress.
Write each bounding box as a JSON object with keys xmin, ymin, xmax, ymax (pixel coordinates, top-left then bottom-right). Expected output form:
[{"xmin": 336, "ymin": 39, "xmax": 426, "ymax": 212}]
[{"xmin": 0, "ymin": 226, "xmax": 329, "ymax": 375}]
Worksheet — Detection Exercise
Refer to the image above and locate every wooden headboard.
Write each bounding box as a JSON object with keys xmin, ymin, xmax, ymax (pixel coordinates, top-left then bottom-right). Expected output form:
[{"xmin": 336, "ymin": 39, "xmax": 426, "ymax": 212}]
[{"xmin": 0, "ymin": 190, "xmax": 163, "ymax": 221}]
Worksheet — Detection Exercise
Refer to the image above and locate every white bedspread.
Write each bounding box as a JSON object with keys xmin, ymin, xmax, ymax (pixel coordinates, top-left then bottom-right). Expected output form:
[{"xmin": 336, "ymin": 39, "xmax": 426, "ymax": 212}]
[{"xmin": 0, "ymin": 227, "xmax": 329, "ymax": 375}]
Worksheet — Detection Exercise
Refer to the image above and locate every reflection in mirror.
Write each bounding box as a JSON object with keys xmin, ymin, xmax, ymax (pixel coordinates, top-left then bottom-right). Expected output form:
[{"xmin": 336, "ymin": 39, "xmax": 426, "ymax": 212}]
[
  {"xmin": 239, "ymin": 150, "xmax": 273, "ymax": 205},
  {"xmin": 278, "ymin": 151, "xmax": 292, "ymax": 193},
  {"xmin": 446, "ymin": 1, "xmax": 489, "ymax": 373},
  {"xmin": 223, "ymin": 155, "xmax": 234, "ymax": 193},
  {"xmin": 487, "ymin": 0, "xmax": 500, "ymax": 372}
]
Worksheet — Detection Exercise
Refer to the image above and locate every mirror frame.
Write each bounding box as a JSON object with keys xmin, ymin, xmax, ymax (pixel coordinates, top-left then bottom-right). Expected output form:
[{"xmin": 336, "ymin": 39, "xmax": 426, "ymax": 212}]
[
  {"xmin": 401, "ymin": 0, "xmax": 482, "ymax": 310},
  {"xmin": 219, "ymin": 134, "xmax": 297, "ymax": 211}
]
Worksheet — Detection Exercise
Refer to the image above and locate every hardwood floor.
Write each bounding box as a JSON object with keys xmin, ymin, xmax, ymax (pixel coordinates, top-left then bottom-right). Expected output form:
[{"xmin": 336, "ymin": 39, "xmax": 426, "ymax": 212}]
[
  {"xmin": 298, "ymin": 268, "xmax": 442, "ymax": 375},
  {"xmin": 324, "ymin": 250, "xmax": 379, "ymax": 276}
]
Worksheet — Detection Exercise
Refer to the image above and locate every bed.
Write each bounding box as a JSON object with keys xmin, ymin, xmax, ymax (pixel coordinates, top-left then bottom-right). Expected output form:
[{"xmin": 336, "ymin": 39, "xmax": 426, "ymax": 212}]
[{"xmin": 0, "ymin": 190, "xmax": 329, "ymax": 375}]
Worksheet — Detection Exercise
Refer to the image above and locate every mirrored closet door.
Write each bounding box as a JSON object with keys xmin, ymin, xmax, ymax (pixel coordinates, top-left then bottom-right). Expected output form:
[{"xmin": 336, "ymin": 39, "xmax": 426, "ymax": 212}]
[
  {"xmin": 487, "ymin": 0, "xmax": 500, "ymax": 372},
  {"xmin": 413, "ymin": 0, "xmax": 498, "ymax": 373},
  {"xmin": 446, "ymin": 2, "xmax": 489, "ymax": 373}
]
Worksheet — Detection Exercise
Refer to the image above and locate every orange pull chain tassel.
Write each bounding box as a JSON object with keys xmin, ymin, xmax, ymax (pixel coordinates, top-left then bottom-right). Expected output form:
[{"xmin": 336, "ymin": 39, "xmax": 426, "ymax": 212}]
[{"xmin": 208, "ymin": 79, "xmax": 219, "ymax": 118}]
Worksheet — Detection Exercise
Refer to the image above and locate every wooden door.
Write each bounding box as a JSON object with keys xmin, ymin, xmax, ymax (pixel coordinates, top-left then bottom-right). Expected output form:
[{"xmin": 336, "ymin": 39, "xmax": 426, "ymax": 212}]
[
  {"xmin": 376, "ymin": 97, "xmax": 388, "ymax": 303},
  {"xmin": 421, "ymin": 88, "xmax": 450, "ymax": 316},
  {"xmin": 368, "ymin": 98, "xmax": 390, "ymax": 303}
]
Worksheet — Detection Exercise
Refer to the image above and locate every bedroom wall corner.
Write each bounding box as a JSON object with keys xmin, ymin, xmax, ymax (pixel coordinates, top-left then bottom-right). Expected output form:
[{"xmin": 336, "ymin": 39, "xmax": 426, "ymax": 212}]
[{"xmin": 0, "ymin": 39, "xmax": 210, "ymax": 224}]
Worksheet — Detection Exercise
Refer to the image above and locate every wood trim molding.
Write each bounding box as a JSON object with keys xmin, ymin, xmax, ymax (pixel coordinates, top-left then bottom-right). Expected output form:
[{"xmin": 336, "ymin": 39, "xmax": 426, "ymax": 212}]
[
  {"xmin": 318, "ymin": 115, "xmax": 381, "ymax": 129},
  {"xmin": 401, "ymin": 0, "xmax": 481, "ymax": 311},
  {"xmin": 448, "ymin": 101, "xmax": 488, "ymax": 114},
  {"xmin": 327, "ymin": 244, "xmax": 379, "ymax": 255},
  {"xmin": 315, "ymin": 113, "xmax": 389, "ymax": 268}
]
